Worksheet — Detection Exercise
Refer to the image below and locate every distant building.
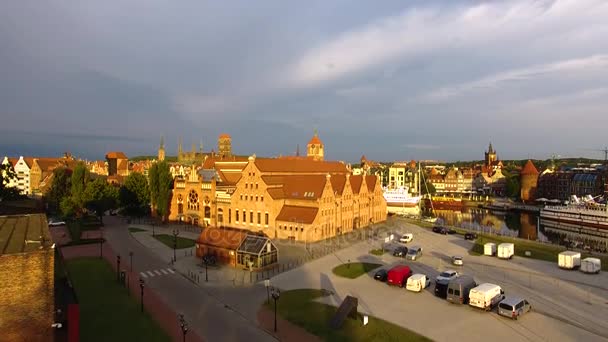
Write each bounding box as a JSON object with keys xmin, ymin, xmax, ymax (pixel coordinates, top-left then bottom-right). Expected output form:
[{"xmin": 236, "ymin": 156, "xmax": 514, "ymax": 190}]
[
  {"xmin": 105, "ymin": 151, "xmax": 129, "ymax": 177},
  {"xmin": 158, "ymin": 136, "xmax": 165, "ymax": 161},
  {"xmin": 218, "ymin": 134, "xmax": 232, "ymax": 158},
  {"xmin": 520, "ymin": 160, "xmax": 539, "ymax": 202},
  {"xmin": 307, "ymin": 129, "xmax": 324, "ymax": 161}
]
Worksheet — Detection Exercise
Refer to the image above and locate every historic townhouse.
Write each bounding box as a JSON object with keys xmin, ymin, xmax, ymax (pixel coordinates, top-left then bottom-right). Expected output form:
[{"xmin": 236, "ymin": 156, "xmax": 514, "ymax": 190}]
[{"xmin": 168, "ymin": 133, "xmax": 387, "ymax": 242}]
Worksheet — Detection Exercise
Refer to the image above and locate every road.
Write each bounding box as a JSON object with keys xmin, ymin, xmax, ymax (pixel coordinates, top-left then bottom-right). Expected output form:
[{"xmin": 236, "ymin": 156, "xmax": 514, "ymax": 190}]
[
  {"xmin": 102, "ymin": 216, "xmax": 276, "ymax": 342},
  {"xmin": 270, "ymin": 218, "xmax": 608, "ymax": 342}
]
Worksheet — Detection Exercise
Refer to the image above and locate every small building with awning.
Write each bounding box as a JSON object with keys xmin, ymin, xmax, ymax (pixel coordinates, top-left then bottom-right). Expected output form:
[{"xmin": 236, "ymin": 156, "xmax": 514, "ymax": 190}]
[{"xmin": 195, "ymin": 227, "xmax": 278, "ymax": 269}]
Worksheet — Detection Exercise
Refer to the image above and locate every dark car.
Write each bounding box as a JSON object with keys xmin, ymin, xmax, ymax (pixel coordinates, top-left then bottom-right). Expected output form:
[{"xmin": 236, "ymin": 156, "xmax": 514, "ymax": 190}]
[
  {"xmin": 374, "ymin": 269, "xmax": 388, "ymax": 282},
  {"xmin": 447, "ymin": 228, "xmax": 457, "ymax": 235},
  {"xmin": 432, "ymin": 226, "xmax": 448, "ymax": 235},
  {"xmin": 393, "ymin": 246, "xmax": 408, "ymax": 257},
  {"xmin": 464, "ymin": 232, "xmax": 478, "ymax": 240}
]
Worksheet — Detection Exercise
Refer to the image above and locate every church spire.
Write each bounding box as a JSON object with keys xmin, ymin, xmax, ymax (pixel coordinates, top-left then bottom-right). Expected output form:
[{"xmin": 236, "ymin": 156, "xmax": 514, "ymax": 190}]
[
  {"xmin": 160, "ymin": 135, "xmax": 164, "ymax": 149},
  {"xmin": 488, "ymin": 141, "xmax": 494, "ymax": 153}
]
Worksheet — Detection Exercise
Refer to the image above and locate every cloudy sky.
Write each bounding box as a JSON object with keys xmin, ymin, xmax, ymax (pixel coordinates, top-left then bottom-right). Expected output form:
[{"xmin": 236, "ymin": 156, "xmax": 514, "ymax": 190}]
[{"xmin": 1, "ymin": 0, "xmax": 607, "ymax": 162}]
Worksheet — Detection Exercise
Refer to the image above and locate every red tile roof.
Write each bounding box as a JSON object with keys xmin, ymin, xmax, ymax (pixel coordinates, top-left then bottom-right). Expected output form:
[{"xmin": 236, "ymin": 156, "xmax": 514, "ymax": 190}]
[
  {"xmin": 521, "ymin": 160, "xmax": 539, "ymax": 176},
  {"xmin": 329, "ymin": 174, "xmax": 347, "ymax": 195},
  {"xmin": 106, "ymin": 151, "xmax": 128, "ymax": 159},
  {"xmin": 275, "ymin": 205, "xmax": 319, "ymax": 224},
  {"xmin": 197, "ymin": 227, "xmax": 247, "ymax": 250},
  {"xmin": 255, "ymin": 158, "xmax": 347, "ymax": 173},
  {"xmin": 219, "ymin": 133, "xmax": 231, "ymax": 139},
  {"xmin": 350, "ymin": 175, "xmax": 363, "ymax": 194},
  {"xmin": 365, "ymin": 175, "xmax": 377, "ymax": 192},
  {"xmin": 308, "ymin": 134, "xmax": 323, "ymax": 145}
]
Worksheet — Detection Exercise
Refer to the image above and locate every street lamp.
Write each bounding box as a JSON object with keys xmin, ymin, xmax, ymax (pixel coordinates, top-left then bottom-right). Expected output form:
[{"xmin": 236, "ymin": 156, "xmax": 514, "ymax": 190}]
[
  {"xmin": 172, "ymin": 228, "xmax": 180, "ymax": 262},
  {"xmin": 178, "ymin": 313, "xmax": 189, "ymax": 342},
  {"xmin": 116, "ymin": 255, "xmax": 121, "ymax": 282},
  {"xmin": 202, "ymin": 255, "xmax": 209, "ymax": 282},
  {"xmin": 139, "ymin": 278, "xmax": 145, "ymax": 313},
  {"xmin": 152, "ymin": 222, "xmax": 156, "ymax": 237},
  {"xmin": 129, "ymin": 251, "xmax": 134, "ymax": 272},
  {"xmin": 271, "ymin": 287, "xmax": 281, "ymax": 332},
  {"xmin": 99, "ymin": 227, "xmax": 104, "ymax": 259}
]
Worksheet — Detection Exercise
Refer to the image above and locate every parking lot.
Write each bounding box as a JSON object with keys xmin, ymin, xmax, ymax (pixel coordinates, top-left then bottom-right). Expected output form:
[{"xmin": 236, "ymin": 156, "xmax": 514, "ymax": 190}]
[{"xmin": 270, "ymin": 218, "xmax": 608, "ymax": 342}]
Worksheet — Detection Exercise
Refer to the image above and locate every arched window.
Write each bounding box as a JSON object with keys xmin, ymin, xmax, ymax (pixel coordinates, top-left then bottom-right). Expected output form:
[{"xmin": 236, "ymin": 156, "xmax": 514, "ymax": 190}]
[
  {"xmin": 204, "ymin": 206, "xmax": 211, "ymax": 219},
  {"xmin": 187, "ymin": 190, "xmax": 199, "ymax": 210},
  {"xmin": 218, "ymin": 208, "xmax": 224, "ymax": 223}
]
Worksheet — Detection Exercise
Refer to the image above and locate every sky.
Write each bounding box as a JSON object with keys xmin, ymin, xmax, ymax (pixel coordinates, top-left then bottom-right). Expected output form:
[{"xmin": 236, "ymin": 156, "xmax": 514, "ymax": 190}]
[{"xmin": 1, "ymin": 0, "xmax": 608, "ymax": 163}]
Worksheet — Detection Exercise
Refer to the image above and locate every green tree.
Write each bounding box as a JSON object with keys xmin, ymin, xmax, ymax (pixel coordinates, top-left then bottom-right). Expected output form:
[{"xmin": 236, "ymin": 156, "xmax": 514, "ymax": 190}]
[
  {"xmin": 120, "ymin": 173, "xmax": 150, "ymax": 217},
  {"xmin": 84, "ymin": 178, "xmax": 119, "ymax": 224},
  {"xmin": 505, "ymin": 176, "xmax": 520, "ymax": 199},
  {"xmin": 47, "ymin": 167, "xmax": 71, "ymax": 214},
  {"xmin": 70, "ymin": 162, "xmax": 90, "ymax": 215},
  {"xmin": 420, "ymin": 180, "xmax": 436, "ymax": 195},
  {"xmin": 0, "ymin": 162, "xmax": 24, "ymax": 200},
  {"xmin": 148, "ymin": 163, "xmax": 159, "ymax": 212},
  {"xmin": 60, "ymin": 196, "xmax": 78, "ymax": 217},
  {"xmin": 148, "ymin": 161, "xmax": 172, "ymax": 221}
]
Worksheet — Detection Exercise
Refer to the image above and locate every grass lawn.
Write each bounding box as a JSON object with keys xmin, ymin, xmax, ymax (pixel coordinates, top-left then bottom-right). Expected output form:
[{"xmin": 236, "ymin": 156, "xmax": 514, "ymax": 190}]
[
  {"xmin": 369, "ymin": 249, "xmax": 386, "ymax": 256},
  {"xmin": 264, "ymin": 289, "xmax": 432, "ymax": 342},
  {"xmin": 129, "ymin": 227, "xmax": 147, "ymax": 233},
  {"xmin": 66, "ymin": 258, "xmax": 170, "ymax": 342},
  {"xmin": 332, "ymin": 262, "xmax": 382, "ymax": 279},
  {"xmin": 153, "ymin": 234, "xmax": 196, "ymax": 249}
]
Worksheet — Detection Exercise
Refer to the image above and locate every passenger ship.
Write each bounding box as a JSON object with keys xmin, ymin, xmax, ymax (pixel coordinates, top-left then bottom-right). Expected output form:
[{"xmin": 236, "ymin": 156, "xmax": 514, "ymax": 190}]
[
  {"xmin": 383, "ymin": 187, "xmax": 422, "ymax": 208},
  {"xmin": 540, "ymin": 195, "xmax": 608, "ymax": 229}
]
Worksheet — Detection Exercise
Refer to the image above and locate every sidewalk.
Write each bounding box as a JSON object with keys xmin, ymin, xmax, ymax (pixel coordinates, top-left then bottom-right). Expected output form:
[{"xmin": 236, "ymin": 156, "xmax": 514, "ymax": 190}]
[{"xmin": 60, "ymin": 243, "xmax": 205, "ymax": 342}]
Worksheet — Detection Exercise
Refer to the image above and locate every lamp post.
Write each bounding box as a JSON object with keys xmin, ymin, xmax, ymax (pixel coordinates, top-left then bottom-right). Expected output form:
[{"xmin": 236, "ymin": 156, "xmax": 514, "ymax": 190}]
[
  {"xmin": 178, "ymin": 313, "xmax": 189, "ymax": 342},
  {"xmin": 139, "ymin": 278, "xmax": 145, "ymax": 313},
  {"xmin": 172, "ymin": 228, "xmax": 180, "ymax": 262},
  {"xmin": 202, "ymin": 255, "xmax": 209, "ymax": 282},
  {"xmin": 129, "ymin": 251, "xmax": 134, "ymax": 272},
  {"xmin": 271, "ymin": 287, "xmax": 281, "ymax": 332},
  {"xmin": 99, "ymin": 227, "xmax": 104, "ymax": 259},
  {"xmin": 152, "ymin": 222, "xmax": 155, "ymax": 237},
  {"xmin": 116, "ymin": 255, "xmax": 121, "ymax": 282}
]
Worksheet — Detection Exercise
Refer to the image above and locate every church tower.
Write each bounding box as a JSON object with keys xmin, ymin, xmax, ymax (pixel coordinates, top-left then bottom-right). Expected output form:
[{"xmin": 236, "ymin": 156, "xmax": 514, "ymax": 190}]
[
  {"xmin": 218, "ymin": 133, "xmax": 232, "ymax": 157},
  {"xmin": 307, "ymin": 129, "xmax": 324, "ymax": 161},
  {"xmin": 485, "ymin": 142, "xmax": 497, "ymax": 168},
  {"xmin": 158, "ymin": 135, "xmax": 165, "ymax": 161},
  {"xmin": 178, "ymin": 137, "xmax": 183, "ymax": 161}
]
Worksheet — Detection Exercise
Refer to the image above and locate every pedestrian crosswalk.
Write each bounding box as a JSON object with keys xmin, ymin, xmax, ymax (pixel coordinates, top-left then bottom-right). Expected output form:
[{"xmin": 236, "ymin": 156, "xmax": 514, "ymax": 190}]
[{"xmin": 140, "ymin": 268, "xmax": 175, "ymax": 278}]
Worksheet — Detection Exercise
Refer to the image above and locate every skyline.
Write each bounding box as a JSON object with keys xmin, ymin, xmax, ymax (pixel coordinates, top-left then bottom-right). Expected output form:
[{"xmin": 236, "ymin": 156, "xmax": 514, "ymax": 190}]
[{"xmin": 2, "ymin": 0, "xmax": 608, "ymax": 162}]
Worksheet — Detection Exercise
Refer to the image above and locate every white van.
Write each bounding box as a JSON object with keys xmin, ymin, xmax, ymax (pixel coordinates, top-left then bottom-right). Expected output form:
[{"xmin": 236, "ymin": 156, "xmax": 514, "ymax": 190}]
[
  {"xmin": 406, "ymin": 274, "xmax": 430, "ymax": 292},
  {"xmin": 580, "ymin": 257, "xmax": 601, "ymax": 274},
  {"xmin": 497, "ymin": 243, "xmax": 514, "ymax": 259},
  {"xmin": 469, "ymin": 283, "xmax": 505, "ymax": 311},
  {"xmin": 484, "ymin": 243, "xmax": 496, "ymax": 256},
  {"xmin": 558, "ymin": 251, "xmax": 581, "ymax": 269}
]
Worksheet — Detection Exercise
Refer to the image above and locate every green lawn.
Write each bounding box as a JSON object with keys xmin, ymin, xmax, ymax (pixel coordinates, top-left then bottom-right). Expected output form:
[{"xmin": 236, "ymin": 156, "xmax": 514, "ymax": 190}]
[
  {"xmin": 264, "ymin": 289, "xmax": 432, "ymax": 342},
  {"xmin": 332, "ymin": 262, "xmax": 382, "ymax": 279},
  {"xmin": 66, "ymin": 258, "xmax": 170, "ymax": 342},
  {"xmin": 369, "ymin": 249, "xmax": 386, "ymax": 256},
  {"xmin": 129, "ymin": 227, "xmax": 147, "ymax": 233},
  {"xmin": 153, "ymin": 234, "xmax": 196, "ymax": 249}
]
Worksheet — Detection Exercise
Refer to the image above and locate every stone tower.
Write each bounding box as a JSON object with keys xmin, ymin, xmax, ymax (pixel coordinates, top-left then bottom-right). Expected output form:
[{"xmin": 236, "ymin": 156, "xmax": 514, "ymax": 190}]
[
  {"xmin": 158, "ymin": 135, "xmax": 165, "ymax": 161},
  {"xmin": 178, "ymin": 137, "xmax": 183, "ymax": 159},
  {"xmin": 485, "ymin": 142, "xmax": 497, "ymax": 168},
  {"xmin": 218, "ymin": 133, "xmax": 232, "ymax": 157},
  {"xmin": 307, "ymin": 129, "xmax": 324, "ymax": 161},
  {"xmin": 520, "ymin": 159, "xmax": 539, "ymax": 202}
]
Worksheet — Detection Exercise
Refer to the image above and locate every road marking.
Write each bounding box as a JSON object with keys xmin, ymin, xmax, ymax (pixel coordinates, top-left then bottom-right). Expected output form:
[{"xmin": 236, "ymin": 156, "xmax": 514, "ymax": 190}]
[
  {"xmin": 154, "ymin": 270, "xmax": 162, "ymax": 275},
  {"xmin": 167, "ymin": 268, "xmax": 175, "ymax": 274},
  {"xmin": 160, "ymin": 269, "xmax": 168, "ymax": 275},
  {"xmin": 140, "ymin": 272, "xmax": 148, "ymax": 278},
  {"xmin": 147, "ymin": 271, "xmax": 155, "ymax": 277}
]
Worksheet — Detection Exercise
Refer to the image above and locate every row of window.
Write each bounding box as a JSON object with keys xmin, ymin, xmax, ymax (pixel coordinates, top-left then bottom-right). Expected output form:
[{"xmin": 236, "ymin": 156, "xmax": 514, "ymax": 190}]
[
  {"xmin": 234, "ymin": 209, "xmax": 269, "ymax": 226},
  {"xmin": 239, "ymin": 194, "xmax": 264, "ymax": 202},
  {"xmin": 244, "ymin": 182, "xmax": 259, "ymax": 189},
  {"xmin": 279, "ymin": 225, "xmax": 304, "ymax": 232},
  {"xmin": 247, "ymin": 172, "xmax": 256, "ymax": 177}
]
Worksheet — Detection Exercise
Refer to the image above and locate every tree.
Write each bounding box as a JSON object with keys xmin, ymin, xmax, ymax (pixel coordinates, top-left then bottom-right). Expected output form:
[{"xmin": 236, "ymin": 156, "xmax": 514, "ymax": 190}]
[
  {"xmin": 0, "ymin": 162, "xmax": 24, "ymax": 201},
  {"xmin": 420, "ymin": 180, "xmax": 436, "ymax": 196},
  {"xmin": 70, "ymin": 162, "xmax": 90, "ymax": 215},
  {"xmin": 148, "ymin": 161, "xmax": 172, "ymax": 221},
  {"xmin": 505, "ymin": 176, "xmax": 520, "ymax": 199},
  {"xmin": 84, "ymin": 178, "xmax": 119, "ymax": 224},
  {"xmin": 120, "ymin": 173, "xmax": 150, "ymax": 217},
  {"xmin": 47, "ymin": 167, "xmax": 71, "ymax": 214}
]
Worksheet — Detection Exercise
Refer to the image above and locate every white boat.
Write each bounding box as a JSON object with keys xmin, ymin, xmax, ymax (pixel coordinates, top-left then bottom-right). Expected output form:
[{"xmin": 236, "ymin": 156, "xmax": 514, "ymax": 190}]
[
  {"xmin": 540, "ymin": 195, "xmax": 608, "ymax": 229},
  {"xmin": 383, "ymin": 187, "xmax": 421, "ymax": 208}
]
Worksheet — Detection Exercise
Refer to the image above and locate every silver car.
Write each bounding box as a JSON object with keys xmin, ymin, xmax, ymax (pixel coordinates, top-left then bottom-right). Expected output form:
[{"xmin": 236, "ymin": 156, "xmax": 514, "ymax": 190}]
[{"xmin": 498, "ymin": 296, "xmax": 531, "ymax": 320}]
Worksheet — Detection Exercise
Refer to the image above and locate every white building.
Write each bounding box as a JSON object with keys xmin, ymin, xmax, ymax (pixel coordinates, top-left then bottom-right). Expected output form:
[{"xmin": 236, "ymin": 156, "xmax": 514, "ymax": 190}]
[{"xmin": 2, "ymin": 156, "xmax": 33, "ymax": 195}]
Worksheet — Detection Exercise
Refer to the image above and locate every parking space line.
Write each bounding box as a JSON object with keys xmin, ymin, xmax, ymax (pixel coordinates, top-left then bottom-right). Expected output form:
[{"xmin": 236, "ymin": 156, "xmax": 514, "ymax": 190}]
[{"xmin": 140, "ymin": 272, "xmax": 148, "ymax": 278}]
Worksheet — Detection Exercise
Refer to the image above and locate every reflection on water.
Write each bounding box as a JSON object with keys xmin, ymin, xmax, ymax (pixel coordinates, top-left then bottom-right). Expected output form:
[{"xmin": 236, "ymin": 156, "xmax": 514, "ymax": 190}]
[
  {"xmin": 0, "ymin": 250, "xmax": 55, "ymax": 342},
  {"xmin": 433, "ymin": 208, "xmax": 608, "ymax": 252}
]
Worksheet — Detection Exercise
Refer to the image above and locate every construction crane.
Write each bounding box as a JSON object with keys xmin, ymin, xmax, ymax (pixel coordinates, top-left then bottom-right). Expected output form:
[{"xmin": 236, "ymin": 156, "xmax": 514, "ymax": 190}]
[{"xmin": 581, "ymin": 147, "xmax": 608, "ymax": 165}]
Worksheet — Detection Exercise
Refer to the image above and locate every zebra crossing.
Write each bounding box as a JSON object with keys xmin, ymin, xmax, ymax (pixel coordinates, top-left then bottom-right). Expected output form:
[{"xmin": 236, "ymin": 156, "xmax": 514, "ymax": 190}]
[{"xmin": 140, "ymin": 268, "xmax": 175, "ymax": 278}]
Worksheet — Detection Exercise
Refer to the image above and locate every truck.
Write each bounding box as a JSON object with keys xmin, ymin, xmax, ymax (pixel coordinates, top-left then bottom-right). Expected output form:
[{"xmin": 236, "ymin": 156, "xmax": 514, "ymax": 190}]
[
  {"xmin": 580, "ymin": 258, "xmax": 601, "ymax": 274},
  {"xmin": 558, "ymin": 251, "xmax": 581, "ymax": 270},
  {"xmin": 386, "ymin": 265, "xmax": 412, "ymax": 288},
  {"xmin": 484, "ymin": 243, "xmax": 496, "ymax": 256},
  {"xmin": 406, "ymin": 274, "xmax": 430, "ymax": 292},
  {"xmin": 497, "ymin": 243, "xmax": 514, "ymax": 259},
  {"xmin": 469, "ymin": 283, "xmax": 505, "ymax": 311}
]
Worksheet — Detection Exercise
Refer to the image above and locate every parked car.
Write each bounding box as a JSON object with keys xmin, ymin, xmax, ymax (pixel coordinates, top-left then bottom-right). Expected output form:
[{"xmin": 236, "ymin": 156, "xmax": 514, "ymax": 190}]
[
  {"xmin": 436, "ymin": 270, "xmax": 459, "ymax": 282},
  {"xmin": 446, "ymin": 275, "xmax": 477, "ymax": 305},
  {"xmin": 452, "ymin": 256, "xmax": 464, "ymax": 266},
  {"xmin": 399, "ymin": 233, "xmax": 414, "ymax": 243},
  {"xmin": 374, "ymin": 269, "xmax": 388, "ymax": 282},
  {"xmin": 393, "ymin": 246, "xmax": 408, "ymax": 257},
  {"xmin": 387, "ymin": 265, "xmax": 412, "ymax": 287},
  {"xmin": 406, "ymin": 274, "xmax": 431, "ymax": 292},
  {"xmin": 48, "ymin": 220, "xmax": 66, "ymax": 227},
  {"xmin": 406, "ymin": 246, "xmax": 423, "ymax": 261},
  {"xmin": 498, "ymin": 296, "xmax": 532, "ymax": 320},
  {"xmin": 464, "ymin": 232, "xmax": 478, "ymax": 240},
  {"xmin": 432, "ymin": 226, "xmax": 448, "ymax": 235},
  {"xmin": 469, "ymin": 283, "xmax": 505, "ymax": 311},
  {"xmin": 447, "ymin": 228, "xmax": 457, "ymax": 235}
]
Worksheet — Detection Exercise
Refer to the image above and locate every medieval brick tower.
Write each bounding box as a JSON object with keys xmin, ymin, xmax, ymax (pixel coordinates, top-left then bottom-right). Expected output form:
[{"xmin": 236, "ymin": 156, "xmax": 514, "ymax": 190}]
[
  {"xmin": 485, "ymin": 142, "xmax": 497, "ymax": 169},
  {"xmin": 307, "ymin": 129, "xmax": 324, "ymax": 161},
  {"xmin": 520, "ymin": 159, "xmax": 539, "ymax": 202},
  {"xmin": 158, "ymin": 135, "xmax": 165, "ymax": 161},
  {"xmin": 218, "ymin": 134, "xmax": 232, "ymax": 157}
]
